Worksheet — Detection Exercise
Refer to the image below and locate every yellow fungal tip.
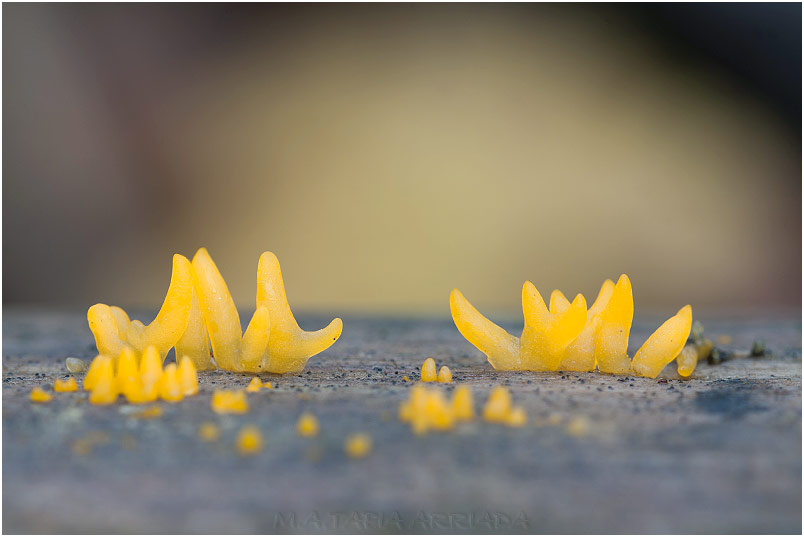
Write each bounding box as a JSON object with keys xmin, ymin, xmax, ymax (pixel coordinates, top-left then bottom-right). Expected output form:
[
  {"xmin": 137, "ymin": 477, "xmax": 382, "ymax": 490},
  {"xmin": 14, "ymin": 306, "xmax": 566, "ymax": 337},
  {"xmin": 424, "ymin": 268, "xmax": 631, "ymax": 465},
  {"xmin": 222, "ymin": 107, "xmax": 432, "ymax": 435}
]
[
  {"xmin": 263, "ymin": 381, "xmax": 273, "ymax": 389},
  {"xmin": 198, "ymin": 422, "xmax": 220, "ymax": 442},
  {"xmin": 236, "ymin": 425, "xmax": 263, "ymax": 455},
  {"xmin": 482, "ymin": 386, "xmax": 512, "ymax": 422},
  {"xmin": 421, "ymin": 358, "xmax": 437, "ymax": 382},
  {"xmin": 30, "ymin": 387, "xmax": 52, "ymax": 403},
  {"xmin": 158, "ymin": 363, "xmax": 184, "ymax": 403},
  {"xmin": 246, "ymin": 377, "xmax": 262, "ymax": 393},
  {"xmin": 296, "ymin": 412, "xmax": 320, "ymax": 437},
  {"xmin": 177, "ymin": 356, "xmax": 199, "ymax": 396},
  {"xmin": 437, "ymin": 365, "xmax": 453, "ymax": 383},
  {"xmin": 344, "ymin": 433, "xmax": 372, "ymax": 459},
  {"xmin": 211, "ymin": 390, "xmax": 249, "ymax": 414},
  {"xmin": 676, "ymin": 345, "xmax": 699, "ymax": 378},
  {"xmin": 54, "ymin": 377, "xmax": 78, "ymax": 392}
]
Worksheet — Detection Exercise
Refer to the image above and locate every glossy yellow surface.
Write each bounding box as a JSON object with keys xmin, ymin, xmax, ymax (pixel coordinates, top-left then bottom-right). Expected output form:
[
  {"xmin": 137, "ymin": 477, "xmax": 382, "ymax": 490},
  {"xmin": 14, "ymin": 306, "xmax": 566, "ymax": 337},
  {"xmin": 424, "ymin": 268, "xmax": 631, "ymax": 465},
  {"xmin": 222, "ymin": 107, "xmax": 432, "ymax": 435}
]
[
  {"xmin": 211, "ymin": 390, "xmax": 249, "ymax": 414},
  {"xmin": 594, "ymin": 275, "xmax": 634, "ymax": 374},
  {"xmin": 556, "ymin": 279, "xmax": 614, "ymax": 371},
  {"xmin": 54, "ymin": 377, "xmax": 78, "ymax": 392},
  {"xmin": 177, "ymin": 356, "xmax": 199, "ymax": 396},
  {"xmin": 437, "ymin": 365, "xmax": 453, "ymax": 383},
  {"xmin": 157, "ymin": 364, "xmax": 183, "ymax": 402},
  {"xmin": 87, "ymin": 254, "xmax": 194, "ymax": 361},
  {"xmin": 344, "ymin": 433, "xmax": 372, "ymax": 459},
  {"xmin": 296, "ymin": 412, "xmax": 320, "ymax": 437},
  {"xmin": 175, "ymin": 289, "xmax": 213, "ymax": 371},
  {"xmin": 236, "ymin": 426, "xmax": 263, "ymax": 455},
  {"xmin": 676, "ymin": 345, "xmax": 699, "ymax": 378},
  {"xmin": 631, "ymin": 305, "xmax": 693, "ymax": 379},
  {"xmin": 89, "ymin": 357, "xmax": 118, "ymax": 405},
  {"xmin": 420, "ymin": 358, "xmax": 437, "ymax": 382},
  {"xmin": 521, "ymin": 283, "xmax": 587, "ymax": 370},
  {"xmin": 450, "ymin": 289, "xmax": 520, "ymax": 370},
  {"xmin": 30, "ymin": 387, "xmax": 52, "ymax": 402}
]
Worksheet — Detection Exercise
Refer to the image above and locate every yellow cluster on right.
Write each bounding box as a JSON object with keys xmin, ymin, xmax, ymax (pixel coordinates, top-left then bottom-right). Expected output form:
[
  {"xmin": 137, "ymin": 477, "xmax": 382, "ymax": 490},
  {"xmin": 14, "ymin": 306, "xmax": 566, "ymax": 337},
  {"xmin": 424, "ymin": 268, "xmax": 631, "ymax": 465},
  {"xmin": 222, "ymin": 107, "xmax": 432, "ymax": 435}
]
[
  {"xmin": 450, "ymin": 275, "xmax": 693, "ymax": 378},
  {"xmin": 399, "ymin": 384, "xmax": 526, "ymax": 434},
  {"xmin": 83, "ymin": 346, "xmax": 198, "ymax": 405}
]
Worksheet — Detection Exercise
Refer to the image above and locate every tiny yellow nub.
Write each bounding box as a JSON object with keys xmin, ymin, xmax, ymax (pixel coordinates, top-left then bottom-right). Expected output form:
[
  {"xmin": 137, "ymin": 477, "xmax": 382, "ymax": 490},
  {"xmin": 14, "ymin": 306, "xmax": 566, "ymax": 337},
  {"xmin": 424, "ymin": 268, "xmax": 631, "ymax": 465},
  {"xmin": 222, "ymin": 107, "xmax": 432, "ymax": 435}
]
[
  {"xmin": 140, "ymin": 346, "xmax": 163, "ymax": 386},
  {"xmin": 677, "ymin": 345, "xmax": 699, "ymax": 378},
  {"xmin": 421, "ymin": 358, "xmax": 437, "ymax": 382},
  {"xmin": 345, "ymin": 433, "xmax": 372, "ymax": 459},
  {"xmin": 30, "ymin": 387, "xmax": 52, "ymax": 402},
  {"xmin": 483, "ymin": 386, "xmax": 512, "ymax": 422},
  {"xmin": 246, "ymin": 377, "xmax": 262, "ymax": 393},
  {"xmin": 198, "ymin": 422, "xmax": 220, "ymax": 442},
  {"xmin": 177, "ymin": 356, "xmax": 199, "ymax": 396},
  {"xmin": 211, "ymin": 390, "xmax": 249, "ymax": 414},
  {"xmin": 54, "ymin": 377, "xmax": 78, "ymax": 392},
  {"xmin": 158, "ymin": 363, "xmax": 183, "ymax": 403},
  {"xmin": 116, "ymin": 348, "xmax": 139, "ymax": 387},
  {"xmin": 451, "ymin": 386, "xmax": 474, "ymax": 420},
  {"xmin": 89, "ymin": 357, "xmax": 118, "ymax": 405},
  {"xmin": 437, "ymin": 365, "xmax": 453, "ymax": 383},
  {"xmin": 296, "ymin": 412, "xmax": 320, "ymax": 437},
  {"xmin": 507, "ymin": 407, "xmax": 528, "ymax": 427},
  {"xmin": 236, "ymin": 425, "xmax": 263, "ymax": 455},
  {"xmin": 83, "ymin": 355, "xmax": 109, "ymax": 391}
]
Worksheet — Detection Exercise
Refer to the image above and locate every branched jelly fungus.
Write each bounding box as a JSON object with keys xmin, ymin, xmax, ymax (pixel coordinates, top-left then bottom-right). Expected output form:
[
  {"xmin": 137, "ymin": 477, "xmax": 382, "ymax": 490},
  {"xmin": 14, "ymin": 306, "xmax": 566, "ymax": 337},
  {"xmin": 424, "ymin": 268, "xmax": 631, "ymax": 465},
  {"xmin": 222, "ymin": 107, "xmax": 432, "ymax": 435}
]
[
  {"xmin": 482, "ymin": 386, "xmax": 513, "ymax": 423},
  {"xmin": 344, "ymin": 433, "xmax": 372, "ymax": 459},
  {"xmin": 54, "ymin": 377, "xmax": 78, "ymax": 392},
  {"xmin": 87, "ymin": 254, "xmax": 194, "ymax": 361},
  {"xmin": 175, "ymin": 288, "xmax": 214, "ymax": 371},
  {"xmin": 211, "ymin": 390, "xmax": 249, "ymax": 414},
  {"xmin": 451, "ymin": 275, "xmax": 694, "ymax": 378},
  {"xmin": 30, "ymin": 387, "xmax": 52, "ymax": 403},
  {"xmin": 451, "ymin": 386, "xmax": 474, "ymax": 421},
  {"xmin": 158, "ymin": 363, "xmax": 184, "ymax": 403},
  {"xmin": 191, "ymin": 248, "xmax": 342, "ymax": 374},
  {"xmin": 65, "ymin": 357, "xmax": 86, "ymax": 373},
  {"xmin": 177, "ymin": 356, "xmax": 199, "ymax": 396},
  {"xmin": 437, "ymin": 365, "xmax": 453, "ymax": 383},
  {"xmin": 246, "ymin": 377, "xmax": 262, "ymax": 393},
  {"xmin": 676, "ymin": 345, "xmax": 698, "ymax": 378},
  {"xmin": 296, "ymin": 412, "xmax": 320, "ymax": 437},
  {"xmin": 420, "ymin": 358, "xmax": 437, "ymax": 382},
  {"xmin": 198, "ymin": 422, "xmax": 220, "ymax": 442},
  {"xmin": 236, "ymin": 425, "xmax": 263, "ymax": 455},
  {"xmin": 631, "ymin": 306, "xmax": 693, "ymax": 379}
]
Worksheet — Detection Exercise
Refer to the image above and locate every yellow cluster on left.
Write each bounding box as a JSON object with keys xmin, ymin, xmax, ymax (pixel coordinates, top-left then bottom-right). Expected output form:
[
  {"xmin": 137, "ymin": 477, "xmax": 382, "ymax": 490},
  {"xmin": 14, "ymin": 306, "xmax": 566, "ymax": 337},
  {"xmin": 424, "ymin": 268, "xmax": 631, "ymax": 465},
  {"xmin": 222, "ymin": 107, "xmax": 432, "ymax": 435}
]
[{"xmin": 82, "ymin": 346, "xmax": 198, "ymax": 405}]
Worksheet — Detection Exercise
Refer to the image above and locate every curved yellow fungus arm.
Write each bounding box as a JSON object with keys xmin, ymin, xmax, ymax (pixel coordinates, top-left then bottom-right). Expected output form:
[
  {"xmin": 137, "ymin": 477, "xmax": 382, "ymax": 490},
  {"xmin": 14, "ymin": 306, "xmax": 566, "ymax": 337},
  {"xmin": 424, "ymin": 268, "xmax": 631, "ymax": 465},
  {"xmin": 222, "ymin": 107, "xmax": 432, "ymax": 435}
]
[
  {"xmin": 87, "ymin": 254, "xmax": 194, "ymax": 361},
  {"xmin": 255, "ymin": 251, "xmax": 342, "ymax": 374},
  {"xmin": 594, "ymin": 274, "xmax": 633, "ymax": 374},
  {"xmin": 631, "ymin": 305, "xmax": 693, "ymax": 378},
  {"xmin": 174, "ymin": 289, "xmax": 213, "ymax": 370},
  {"xmin": 556, "ymin": 279, "xmax": 614, "ymax": 372},
  {"xmin": 520, "ymin": 282, "xmax": 587, "ymax": 371},
  {"xmin": 191, "ymin": 248, "xmax": 271, "ymax": 372},
  {"xmin": 449, "ymin": 289, "xmax": 521, "ymax": 370}
]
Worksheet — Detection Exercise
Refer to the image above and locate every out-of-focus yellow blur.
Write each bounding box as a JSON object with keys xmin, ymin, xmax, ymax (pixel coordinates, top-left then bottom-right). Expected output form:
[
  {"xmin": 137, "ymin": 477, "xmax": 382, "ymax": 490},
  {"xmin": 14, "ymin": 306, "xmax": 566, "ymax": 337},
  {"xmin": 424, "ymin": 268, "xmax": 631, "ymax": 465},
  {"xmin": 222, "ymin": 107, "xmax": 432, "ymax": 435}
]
[{"xmin": 3, "ymin": 5, "xmax": 800, "ymax": 315}]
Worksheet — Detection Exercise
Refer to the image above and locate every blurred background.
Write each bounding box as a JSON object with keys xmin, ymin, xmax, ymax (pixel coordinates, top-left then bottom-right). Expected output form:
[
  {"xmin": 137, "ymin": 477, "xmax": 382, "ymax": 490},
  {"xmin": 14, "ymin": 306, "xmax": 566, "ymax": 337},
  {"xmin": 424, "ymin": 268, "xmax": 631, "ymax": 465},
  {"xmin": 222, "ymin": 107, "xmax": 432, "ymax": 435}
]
[{"xmin": 3, "ymin": 3, "xmax": 801, "ymax": 318}]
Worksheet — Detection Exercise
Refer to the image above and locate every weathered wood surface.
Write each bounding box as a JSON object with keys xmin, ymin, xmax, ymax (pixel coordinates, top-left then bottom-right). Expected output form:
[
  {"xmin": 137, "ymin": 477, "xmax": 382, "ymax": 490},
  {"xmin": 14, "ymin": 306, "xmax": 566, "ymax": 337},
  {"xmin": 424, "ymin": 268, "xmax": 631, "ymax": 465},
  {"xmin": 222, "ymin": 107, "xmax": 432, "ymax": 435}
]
[{"xmin": 3, "ymin": 309, "xmax": 801, "ymax": 533}]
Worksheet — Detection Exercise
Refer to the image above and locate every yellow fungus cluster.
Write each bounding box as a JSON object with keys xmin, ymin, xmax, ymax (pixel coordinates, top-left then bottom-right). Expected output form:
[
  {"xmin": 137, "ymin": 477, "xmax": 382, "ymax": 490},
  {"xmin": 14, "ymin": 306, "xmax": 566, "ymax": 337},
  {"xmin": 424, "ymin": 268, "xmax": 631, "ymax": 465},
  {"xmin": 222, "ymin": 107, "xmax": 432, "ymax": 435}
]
[
  {"xmin": 83, "ymin": 347, "xmax": 199, "ymax": 405},
  {"xmin": 398, "ymin": 385, "xmax": 474, "ymax": 434},
  {"xmin": 87, "ymin": 248, "xmax": 342, "ymax": 374},
  {"xmin": 245, "ymin": 377, "xmax": 273, "ymax": 392},
  {"xmin": 344, "ymin": 433, "xmax": 372, "ymax": 459},
  {"xmin": 211, "ymin": 390, "xmax": 249, "ymax": 414},
  {"xmin": 450, "ymin": 275, "xmax": 693, "ymax": 378},
  {"xmin": 420, "ymin": 358, "xmax": 453, "ymax": 383}
]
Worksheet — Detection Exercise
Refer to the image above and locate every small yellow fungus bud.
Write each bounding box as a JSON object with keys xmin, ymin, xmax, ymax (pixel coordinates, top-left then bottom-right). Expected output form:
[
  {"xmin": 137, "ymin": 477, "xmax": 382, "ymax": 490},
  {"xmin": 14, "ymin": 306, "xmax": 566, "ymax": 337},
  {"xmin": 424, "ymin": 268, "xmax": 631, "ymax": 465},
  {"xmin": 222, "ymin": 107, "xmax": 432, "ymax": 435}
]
[
  {"xmin": 30, "ymin": 387, "xmax": 52, "ymax": 403},
  {"xmin": 115, "ymin": 348, "xmax": 139, "ymax": 389},
  {"xmin": 421, "ymin": 358, "xmax": 437, "ymax": 382},
  {"xmin": 402, "ymin": 375, "xmax": 410, "ymax": 382},
  {"xmin": 246, "ymin": 377, "xmax": 262, "ymax": 393},
  {"xmin": 65, "ymin": 357, "xmax": 86, "ymax": 373},
  {"xmin": 140, "ymin": 346, "xmax": 163, "ymax": 386},
  {"xmin": 566, "ymin": 416, "xmax": 590, "ymax": 437},
  {"xmin": 236, "ymin": 425, "xmax": 263, "ymax": 455},
  {"xmin": 676, "ymin": 345, "xmax": 698, "ymax": 378},
  {"xmin": 482, "ymin": 386, "xmax": 512, "ymax": 422},
  {"xmin": 83, "ymin": 355, "xmax": 111, "ymax": 391},
  {"xmin": 451, "ymin": 386, "xmax": 474, "ymax": 421},
  {"xmin": 296, "ymin": 412, "xmax": 320, "ymax": 437},
  {"xmin": 158, "ymin": 363, "xmax": 183, "ymax": 402},
  {"xmin": 123, "ymin": 378, "xmax": 158, "ymax": 404},
  {"xmin": 211, "ymin": 390, "xmax": 249, "ymax": 414},
  {"xmin": 177, "ymin": 356, "xmax": 199, "ymax": 396},
  {"xmin": 507, "ymin": 407, "xmax": 528, "ymax": 427},
  {"xmin": 54, "ymin": 377, "xmax": 78, "ymax": 392},
  {"xmin": 437, "ymin": 366, "xmax": 453, "ymax": 383},
  {"xmin": 198, "ymin": 422, "xmax": 220, "ymax": 442},
  {"xmin": 263, "ymin": 381, "xmax": 273, "ymax": 389},
  {"xmin": 89, "ymin": 358, "xmax": 118, "ymax": 405},
  {"xmin": 344, "ymin": 433, "xmax": 372, "ymax": 459}
]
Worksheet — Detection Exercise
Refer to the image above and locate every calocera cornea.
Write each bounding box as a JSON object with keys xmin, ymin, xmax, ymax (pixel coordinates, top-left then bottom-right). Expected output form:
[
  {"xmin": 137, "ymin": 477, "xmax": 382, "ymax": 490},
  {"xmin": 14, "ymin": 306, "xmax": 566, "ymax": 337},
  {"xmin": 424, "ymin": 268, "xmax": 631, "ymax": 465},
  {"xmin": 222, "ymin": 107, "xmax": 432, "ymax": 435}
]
[
  {"xmin": 450, "ymin": 275, "xmax": 693, "ymax": 379},
  {"xmin": 86, "ymin": 248, "xmax": 343, "ymax": 374}
]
